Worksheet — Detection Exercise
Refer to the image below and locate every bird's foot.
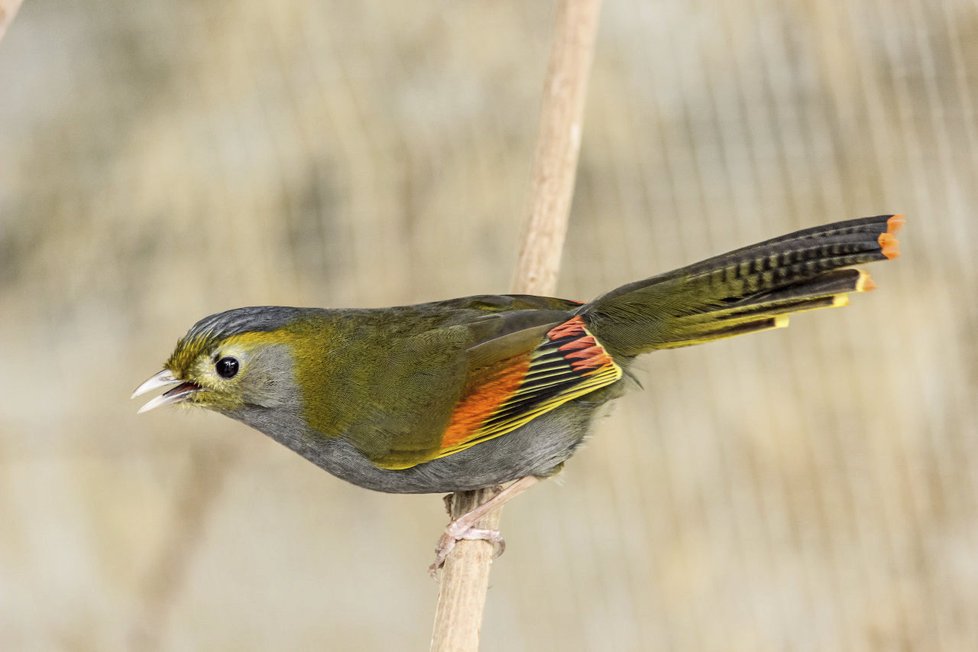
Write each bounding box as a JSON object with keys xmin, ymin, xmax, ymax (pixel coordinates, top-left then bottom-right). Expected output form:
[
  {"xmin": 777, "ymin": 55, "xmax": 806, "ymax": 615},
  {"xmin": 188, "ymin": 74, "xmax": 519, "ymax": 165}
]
[
  {"xmin": 428, "ymin": 476, "xmax": 540, "ymax": 576},
  {"xmin": 429, "ymin": 524, "xmax": 505, "ymax": 575}
]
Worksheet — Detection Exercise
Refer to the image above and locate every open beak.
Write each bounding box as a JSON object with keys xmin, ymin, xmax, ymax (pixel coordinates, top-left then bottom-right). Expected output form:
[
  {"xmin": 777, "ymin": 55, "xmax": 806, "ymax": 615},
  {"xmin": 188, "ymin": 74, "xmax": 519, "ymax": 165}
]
[{"xmin": 131, "ymin": 370, "xmax": 201, "ymax": 414}]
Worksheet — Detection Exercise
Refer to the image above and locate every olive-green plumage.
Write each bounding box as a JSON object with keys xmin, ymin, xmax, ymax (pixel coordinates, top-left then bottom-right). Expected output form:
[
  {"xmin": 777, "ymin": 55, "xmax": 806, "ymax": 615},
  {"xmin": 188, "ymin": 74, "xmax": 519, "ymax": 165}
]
[{"xmin": 134, "ymin": 215, "xmax": 903, "ymax": 493}]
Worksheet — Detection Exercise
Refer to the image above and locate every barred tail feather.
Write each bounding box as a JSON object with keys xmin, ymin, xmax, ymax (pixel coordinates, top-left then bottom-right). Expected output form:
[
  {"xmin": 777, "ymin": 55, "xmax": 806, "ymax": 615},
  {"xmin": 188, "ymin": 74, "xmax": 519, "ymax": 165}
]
[{"xmin": 584, "ymin": 215, "xmax": 903, "ymax": 356}]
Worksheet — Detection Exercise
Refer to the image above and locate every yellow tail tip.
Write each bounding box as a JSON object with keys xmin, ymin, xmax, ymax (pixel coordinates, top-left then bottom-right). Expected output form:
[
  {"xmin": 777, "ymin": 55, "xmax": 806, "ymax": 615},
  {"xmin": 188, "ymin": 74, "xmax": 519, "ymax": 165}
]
[
  {"xmin": 856, "ymin": 270, "xmax": 876, "ymax": 292},
  {"xmin": 774, "ymin": 315, "xmax": 790, "ymax": 329}
]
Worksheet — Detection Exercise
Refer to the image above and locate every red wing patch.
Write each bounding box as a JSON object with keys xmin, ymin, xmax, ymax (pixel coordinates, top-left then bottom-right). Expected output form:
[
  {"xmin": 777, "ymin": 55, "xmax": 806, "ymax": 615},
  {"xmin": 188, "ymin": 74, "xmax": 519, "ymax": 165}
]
[
  {"xmin": 546, "ymin": 315, "xmax": 616, "ymax": 373},
  {"xmin": 435, "ymin": 315, "xmax": 623, "ymax": 458}
]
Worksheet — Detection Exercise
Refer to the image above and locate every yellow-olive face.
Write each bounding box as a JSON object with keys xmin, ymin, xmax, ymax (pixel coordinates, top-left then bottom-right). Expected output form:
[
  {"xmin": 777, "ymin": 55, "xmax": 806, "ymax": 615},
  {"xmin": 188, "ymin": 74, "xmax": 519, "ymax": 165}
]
[{"xmin": 132, "ymin": 337, "xmax": 285, "ymax": 414}]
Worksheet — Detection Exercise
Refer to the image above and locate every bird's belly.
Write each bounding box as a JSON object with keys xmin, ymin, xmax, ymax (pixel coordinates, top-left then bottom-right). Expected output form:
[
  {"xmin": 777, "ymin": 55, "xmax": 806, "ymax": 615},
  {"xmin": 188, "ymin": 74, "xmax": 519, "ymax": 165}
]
[{"xmin": 288, "ymin": 403, "xmax": 600, "ymax": 494}]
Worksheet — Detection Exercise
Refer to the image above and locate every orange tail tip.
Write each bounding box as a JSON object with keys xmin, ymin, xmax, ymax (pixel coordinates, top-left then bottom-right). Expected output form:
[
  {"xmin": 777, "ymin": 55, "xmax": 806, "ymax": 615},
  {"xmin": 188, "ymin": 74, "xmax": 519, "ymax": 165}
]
[
  {"xmin": 878, "ymin": 232, "xmax": 900, "ymax": 259},
  {"xmin": 886, "ymin": 214, "xmax": 906, "ymax": 234},
  {"xmin": 876, "ymin": 214, "xmax": 905, "ymax": 259}
]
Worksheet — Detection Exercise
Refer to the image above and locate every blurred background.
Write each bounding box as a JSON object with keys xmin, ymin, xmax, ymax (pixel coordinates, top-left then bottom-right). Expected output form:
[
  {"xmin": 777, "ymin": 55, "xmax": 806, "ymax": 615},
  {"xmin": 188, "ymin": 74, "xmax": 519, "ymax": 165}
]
[{"xmin": 1, "ymin": 1, "xmax": 976, "ymax": 650}]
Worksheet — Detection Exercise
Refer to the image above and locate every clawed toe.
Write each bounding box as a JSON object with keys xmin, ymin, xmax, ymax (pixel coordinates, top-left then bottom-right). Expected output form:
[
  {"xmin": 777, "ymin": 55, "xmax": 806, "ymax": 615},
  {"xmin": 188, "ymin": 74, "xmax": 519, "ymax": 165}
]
[
  {"xmin": 428, "ymin": 525, "xmax": 506, "ymax": 576},
  {"xmin": 459, "ymin": 528, "xmax": 506, "ymax": 558},
  {"xmin": 427, "ymin": 477, "xmax": 539, "ymax": 576}
]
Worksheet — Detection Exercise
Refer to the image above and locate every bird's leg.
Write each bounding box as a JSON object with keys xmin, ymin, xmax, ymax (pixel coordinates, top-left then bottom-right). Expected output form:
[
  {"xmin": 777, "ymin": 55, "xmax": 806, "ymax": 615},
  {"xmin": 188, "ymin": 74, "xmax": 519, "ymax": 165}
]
[{"xmin": 431, "ymin": 476, "xmax": 540, "ymax": 573}]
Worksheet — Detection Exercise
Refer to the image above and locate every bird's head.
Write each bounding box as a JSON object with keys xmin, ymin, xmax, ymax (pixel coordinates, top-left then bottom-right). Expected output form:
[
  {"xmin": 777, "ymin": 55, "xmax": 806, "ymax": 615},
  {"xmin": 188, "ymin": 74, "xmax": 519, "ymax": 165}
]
[{"xmin": 132, "ymin": 307, "xmax": 309, "ymax": 415}]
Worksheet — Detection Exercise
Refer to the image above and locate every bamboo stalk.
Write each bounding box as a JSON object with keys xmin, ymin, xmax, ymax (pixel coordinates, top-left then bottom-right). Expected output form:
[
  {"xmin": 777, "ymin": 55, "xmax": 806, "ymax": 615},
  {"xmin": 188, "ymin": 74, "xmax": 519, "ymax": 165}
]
[{"xmin": 430, "ymin": 1, "xmax": 602, "ymax": 649}]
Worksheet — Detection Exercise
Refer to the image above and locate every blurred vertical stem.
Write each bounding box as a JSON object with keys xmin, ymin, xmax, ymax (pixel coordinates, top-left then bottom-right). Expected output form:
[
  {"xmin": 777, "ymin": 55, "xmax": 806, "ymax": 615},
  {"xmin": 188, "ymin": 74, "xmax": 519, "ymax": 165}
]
[
  {"xmin": 430, "ymin": 1, "xmax": 602, "ymax": 650},
  {"xmin": 0, "ymin": 0, "xmax": 24, "ymax": 44}
]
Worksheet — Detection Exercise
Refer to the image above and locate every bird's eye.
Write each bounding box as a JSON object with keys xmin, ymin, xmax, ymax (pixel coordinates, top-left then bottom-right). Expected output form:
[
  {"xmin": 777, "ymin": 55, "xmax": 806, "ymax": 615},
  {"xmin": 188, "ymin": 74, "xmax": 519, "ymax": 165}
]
[{"xmin": 215, "ymin": 356, "xmax": 239, "ymax": 379}]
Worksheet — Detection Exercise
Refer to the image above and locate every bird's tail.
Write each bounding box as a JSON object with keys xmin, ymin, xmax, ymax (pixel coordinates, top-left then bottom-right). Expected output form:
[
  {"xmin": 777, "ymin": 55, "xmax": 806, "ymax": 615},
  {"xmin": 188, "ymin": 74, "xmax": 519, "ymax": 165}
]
[{"xmin": 583, "ymin": 214, "xmax": 904, "ymax": 357}]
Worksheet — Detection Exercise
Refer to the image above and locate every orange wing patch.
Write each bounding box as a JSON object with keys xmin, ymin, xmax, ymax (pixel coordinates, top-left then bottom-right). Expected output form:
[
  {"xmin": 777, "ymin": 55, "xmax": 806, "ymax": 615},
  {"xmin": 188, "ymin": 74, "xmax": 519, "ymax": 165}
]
[
  {"xmin": 435, "ymin": 315, "xmax": 623, "ymax": 458},
  {"xmin": 441, "ymin": 355, "xmax": 532, "ymax": 449}
]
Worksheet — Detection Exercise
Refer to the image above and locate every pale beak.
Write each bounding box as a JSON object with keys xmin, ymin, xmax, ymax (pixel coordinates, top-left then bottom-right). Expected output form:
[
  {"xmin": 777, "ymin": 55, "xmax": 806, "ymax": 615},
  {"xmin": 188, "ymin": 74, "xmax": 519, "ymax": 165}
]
[{"xmin": 131, "ymin": 370, "xmax": 201, "ymax": 414}]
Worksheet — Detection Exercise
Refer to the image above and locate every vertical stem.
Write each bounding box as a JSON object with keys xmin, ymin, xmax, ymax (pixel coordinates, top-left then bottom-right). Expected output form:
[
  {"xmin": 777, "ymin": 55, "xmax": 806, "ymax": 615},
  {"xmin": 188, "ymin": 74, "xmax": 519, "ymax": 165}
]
[
  {"xmin": 430, "ymin": 1, "xmax": 602, "ymax": 650},
  {"xmin": 511, "ymin": 0, "xmax": 602, "ymax": 296},
  {"xmin": 0, "ymin": 0, "xmax": 24, "ymax": 45}
]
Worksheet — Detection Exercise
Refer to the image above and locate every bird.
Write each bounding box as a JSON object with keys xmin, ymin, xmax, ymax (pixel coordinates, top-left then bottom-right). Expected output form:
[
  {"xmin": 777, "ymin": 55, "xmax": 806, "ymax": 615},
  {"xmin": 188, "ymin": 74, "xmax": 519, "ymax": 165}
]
[{"xmin": 133, "ymin": 214, "xmax": 903, "ymax": 565}]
